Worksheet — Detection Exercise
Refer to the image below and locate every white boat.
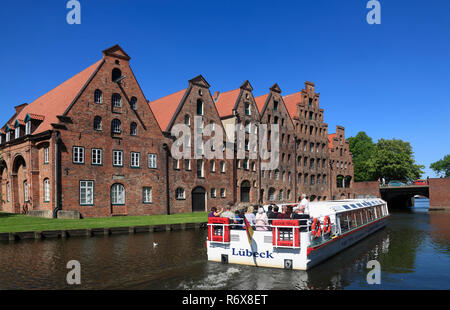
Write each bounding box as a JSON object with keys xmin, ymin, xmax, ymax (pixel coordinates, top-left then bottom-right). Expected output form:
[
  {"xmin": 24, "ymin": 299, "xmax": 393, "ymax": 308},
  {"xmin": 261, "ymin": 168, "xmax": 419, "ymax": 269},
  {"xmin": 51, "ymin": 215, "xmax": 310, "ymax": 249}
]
[{"xmin": 206, "ymin": 198, "xmax": 389, "ymax": 270}]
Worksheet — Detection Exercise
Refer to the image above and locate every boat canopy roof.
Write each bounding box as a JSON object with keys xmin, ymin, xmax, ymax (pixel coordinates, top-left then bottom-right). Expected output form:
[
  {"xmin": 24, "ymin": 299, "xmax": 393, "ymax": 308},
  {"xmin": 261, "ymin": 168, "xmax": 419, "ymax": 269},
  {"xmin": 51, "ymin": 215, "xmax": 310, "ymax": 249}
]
[{"xmin": 308, "ymin": 198, "xmax": 386, "ymax": 218}]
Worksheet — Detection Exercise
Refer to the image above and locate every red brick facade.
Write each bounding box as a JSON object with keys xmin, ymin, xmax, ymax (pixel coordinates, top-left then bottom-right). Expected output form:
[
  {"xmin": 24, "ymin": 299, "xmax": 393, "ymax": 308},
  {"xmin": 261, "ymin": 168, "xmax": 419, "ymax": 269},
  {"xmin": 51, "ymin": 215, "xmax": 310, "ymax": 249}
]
[
  {"xmin": 0, "ymin": 45, "xmax": 356, "ymax": 218},
  {"xmin": 429, "ymin": 178, "xmax": 450, "ymax": 208}
]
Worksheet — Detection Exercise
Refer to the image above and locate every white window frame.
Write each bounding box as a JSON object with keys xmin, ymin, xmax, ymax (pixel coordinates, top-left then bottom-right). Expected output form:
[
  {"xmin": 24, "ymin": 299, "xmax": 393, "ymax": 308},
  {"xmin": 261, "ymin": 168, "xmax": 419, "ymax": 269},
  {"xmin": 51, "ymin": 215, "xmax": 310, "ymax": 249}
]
[
  {"xmin": 185, "ymin": 159, "xmax": 191, "ymax": 171},
  {"xmin": 23, "ymin": 180, "xmax": 28, "ymax": 202},
  {"xmin": 15, "ymin": 128, "xmax": 20, "ymax": 139},
  {"xmin": 6, "ymin": 132, "xmax": 10, "ymax": 142},
  {"xmin": 25, "ymin": 121, "xmax": 31, "ymax": 135},
  {"xmin": 80, "ymin": 181, "xmax": 94, "ymax": 205},
  {"xmin": 111, "ymin": 183, "xmax": 125, "ymax": 205},
  {"xmin": 44, "ymin": 179, "xmax": 50, "ymax": 202},
  {"xmin": 44, "ymin": 147, "xmax": 49, "ymax": 164},
  {"xmin": 176, "ymin": 188, "xmax": 186, "ymax": 200},
  {"xmin": 91, "ymin": 149, "xmax": 103, "ymax": 165},
  {"xmin": 211, "ymin": 188, "xmax": 217, "ymax": 198},
  {"xmin": 148, "ymin": 154, "xmax": 157, "ymax": 169},
  {"xmin": 73, "ymin": 146, "xmax": 85, "ymax": 164},
  {"xmin": 113, "ymin": 150, "xmax": 124, "ymax": 167},
  {"xmin": 143, "ymin": 187, "xmax": 152, "ymax": 204},
  {"xmin": 131, "ymin": 152, "xmax": 140, "ymax": 168}
]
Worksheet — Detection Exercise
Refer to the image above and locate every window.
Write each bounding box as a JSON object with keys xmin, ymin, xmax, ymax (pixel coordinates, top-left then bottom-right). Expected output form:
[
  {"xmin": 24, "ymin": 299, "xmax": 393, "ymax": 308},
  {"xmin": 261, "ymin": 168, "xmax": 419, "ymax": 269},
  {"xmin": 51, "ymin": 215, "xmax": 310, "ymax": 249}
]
[
  {"xmin": 130, "ymin": 97, "xmax": 138, "ymax": 110},
  {"xmin": 185, "ymin": 159, "xmax": 191, "ymax": 171},
  {"xmin": 91, "ymin": 149, "xmax": 102, "ymax": 165},
  {"xmin": 220, "ymin": 188, "xmax": 226, "ymax": 198},
  {"xmin": 268, "ymin": 188, "xmax": 275, "ymax": 201},
  {"xmin": 274, "ymin": 116, "xmax": 279, "ymax": 124},
  {"xmin": 143, "ymin": 187, "xmax": 152, "ymax": 204},
  {"xmin": 298, "ymin": 173, "xmax": 302, "ymax": 184},
  {"xmin": 211, "ymin": 188, "xmax": 217, "ymax": 198},
  {"xmin": 25, "ymin": 121, "xmax": 31, "ymax": 135},
  {"xmin": 275, "ymin": 169, "xmax": 280, "ymax": 180},
  {"xmin": 278, "ymin": 190, "xmax": 283, "ymax": 201},
  {"xmin": 112, "ymin": 119, "xmax": 121, "ymax": 134},
  {"xmin": 111, "ymin": 184, "xmax": 125, "ymax": 205},
  {"xmin": 15, "ymin": 128, "xmax": 20, "ymax": 139},
  {"xmin": 197, "ymin": 99, "xmax": 204, "ymax": 115},
  {"xmin": 94, "ymin": 116, "xmax": 102, "ymax": 131},
  {"xmin": 130, "ymin": 122, "xmax": 137, "ymax": 136},
  {"xmin": 311, "ymin": 175, "xmax": 315, "ymax": 185},
  {"xmin": 176, "ymin": 188, "xmax": 185, "ymax": 200},
  {"xmin": 173, "ymin": 159, "xmax": 180, "ymax": 170},
  {"xmin": 245, "ymin": 121, "xmax": 251, "ymax": 134},
  {"xmin": 23, "ymin": 180, "xmax": 28, "ymax": 202},
  {"xmin": 245, "ymin": 102, "xmax": 251, "ymax": 115},
  {"xmin": 73, "ymin": 147, "xmax": 85, "ymax": 164},
  {"xmin": 44, "ymin": 147, "xmax": 49, "ymax": 164},
  {"xmin": 112, "ymin": 94, "xmax": 122, "ymax": 108},
  {"xmin": 148, "ymin": 154, "xmax": 157, "ymax": 168},
  {"xmin": 6, "ymin": 131, "xmax": 10, "ymax": 142},
  {"xmin": 210, "ymin": 160, "xmax": 215, "ymax": 172},
  {"xmin": 131, "ymin": 152, "xmax": 140, "ymax": 168},
  {"xmin": 44, "ymin": 179, "xmax": 50, "ymax": 202},
  {"xmin": 197, "ymin": 159, "xmax": 204, "ymax": 178},
  {"xmin": 94, "ymin": 89, "xmax": 102, "ymax": 104},
  {"xmin": 80, "ymin": 181, "xmax": 94, "ymax": 205},
  {"xmin": 244, "ymin": 159, "xmax": 249, "ymax": 170},
  {"xmin": 112, "ymin": 68, "xmax": 122, "ymax": 82},
  {"xmin": 184, "ymin": 115, "xmax": 191, "ymax": 126},
  {"xmin": 113, "ymin": 150, "xmax": 124, "ymax": 167},
  {"xmin": 220, "ymin": 161, "xmax": 226, "ymax": 173},
  {"xmin": 252, "ymin": 162, "xmax": 256, "ymax": 172},
  {"xmin": 273, "ymin": 101, "xmax": 278, "ymax": 111}
]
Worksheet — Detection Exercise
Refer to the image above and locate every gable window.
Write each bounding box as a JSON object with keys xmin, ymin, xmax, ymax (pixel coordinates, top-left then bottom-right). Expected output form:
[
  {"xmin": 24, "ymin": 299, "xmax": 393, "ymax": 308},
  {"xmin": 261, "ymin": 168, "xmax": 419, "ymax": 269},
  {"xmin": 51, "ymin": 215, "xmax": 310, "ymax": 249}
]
[
  {"xmin": 176, "ymin": 188, "xmax": 185, "ymax": 200},
  {"xmin": 273, "ymin": 101, "xmax": 278, "ymax": 111},
  {"xmin": 73, "ymin": 146, "xmax": 85, "ymax": 164},
  {"xmin": 131, "ymin": 152, "xmax": 140, "ymax": 168},
  {"xmin": 113, "ymin": 150, "xmax": 124, "ymax": 167},
  {"xmin": 245, "ymin": 121, "xmax": 251, "ymax": 134},
  {"xmin": 44, "ymin": 178, "xmax": 50, "ymax": 202},
  {"xmin": 25, "ymin": 121, "xmax": 31, "ymax": 135},
  {"xmin": 184, "ymin": 115, "xmax": 191, "ymax": 126},
  {"xmin": 94, "ymin": 116, "xmax": 102, "ymax": 131},
  {"xmin": 143, "ymin": 187, "xmax": 152, "ymax": 204},
  {"xmin": 148, "ymin": 154, "xmax": 157, "ymax": 169},
  {"xmin": 130, "ymin": 97, "xmax": 138, "ymax": 110},
  {"xmin": 94, "ymin": 89, "xmax": 102, "ymax": 104},
  {"xmin": 91, "ymin": 148, "xmax": 102, "ymax": 165},
  {"xmin": 112, "ymin": 119, "xmax": 121, "ymax": 134},
  {"xmin": 80, "ymin": 181, "xmax": 94, "ymax": 205},
  {"xmin": 245, "ymin": 102, "xmax": 251, "ymax": 115},
  {"xmin": 112, "ymin": 93, "xmax": 122, "ymax": 108},
  {"xmin": 112, "ymin": 68, "xmax": 122, "ymax": 82},
  {"xmin": 111, "ymin": 183, "xmax": 125, "ymax": 205},
  {"xmin": 196, "ymin": 99, "xmax": 204, "ymax": 115},
  {"xmin": 130, "ymin": 122, "xmax": 137, "ymax": 136},
  {"xmin": 44, "ymin": 147, "xmax": 49, "ymax": 164}
]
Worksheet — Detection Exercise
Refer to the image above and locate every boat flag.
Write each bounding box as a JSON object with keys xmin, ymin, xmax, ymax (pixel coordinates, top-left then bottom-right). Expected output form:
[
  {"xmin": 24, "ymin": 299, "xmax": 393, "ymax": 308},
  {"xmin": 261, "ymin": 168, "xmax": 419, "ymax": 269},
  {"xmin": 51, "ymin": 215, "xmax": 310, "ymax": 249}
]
[{"xmin": 244, "ymin": 216, "xmax": 254, "ymax": 245}]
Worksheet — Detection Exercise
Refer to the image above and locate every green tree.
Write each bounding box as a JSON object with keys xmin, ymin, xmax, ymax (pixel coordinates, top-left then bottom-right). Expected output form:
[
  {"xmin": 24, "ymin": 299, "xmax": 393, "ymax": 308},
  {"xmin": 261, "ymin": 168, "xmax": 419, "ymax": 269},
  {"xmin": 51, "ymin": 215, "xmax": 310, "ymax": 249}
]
[
  {"xmin": 430, "ymin": 155, "xmax": 450, "ymax": 177},
  {"xmin": 348, "ymin": 131, "xmax": 376, "ymax": 182},
  {"xmin": 366, "ymin": 139, "xmax": 424, "ymax": 181}
]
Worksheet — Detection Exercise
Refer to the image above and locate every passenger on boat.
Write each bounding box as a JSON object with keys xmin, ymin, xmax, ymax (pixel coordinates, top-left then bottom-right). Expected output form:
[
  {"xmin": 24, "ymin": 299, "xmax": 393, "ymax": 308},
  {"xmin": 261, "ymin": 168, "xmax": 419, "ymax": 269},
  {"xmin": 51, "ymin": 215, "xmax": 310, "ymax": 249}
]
[
  {"xmin": 292, "ymin": 207, "xmax": 310, "ymax": 232},
  {"xmin": 298, "ymin": 194, "xmax": 310, "ymax": 214},
  {"xmin": 232, "ymin": 210, "xmax": 244, "ymax": 230},
  {"xmin": 277, "ymin": 206, "xmax": 290, "ymax": 219},
  {"xmin": 255, "ymin": 207, "xmax": 269, "ymax": 231},
  {"xmin": 268, "ymin": 205, "xmax": 279, "ymax": 224},
  {"xmin": 266, "ymin": 205, "xmax": 274, "ymax": 218},
  {"xmin": 208, "ymin": 206, "xmax": 223, "ymax": 218},
  {"xmin": 245, "ymin": 206, "xmax": 257, "ymax": 226},
  {"xmin": 221, "ymin": 203, "xmax": 235, "ymax": 220}
]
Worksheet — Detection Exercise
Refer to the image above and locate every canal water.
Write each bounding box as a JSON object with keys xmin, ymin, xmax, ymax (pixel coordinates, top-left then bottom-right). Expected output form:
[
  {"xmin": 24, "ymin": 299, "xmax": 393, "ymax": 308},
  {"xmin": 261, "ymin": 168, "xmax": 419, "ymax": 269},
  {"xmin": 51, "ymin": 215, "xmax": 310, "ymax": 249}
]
[{"xmin": 0, "ymin": 199, "xmax": 449, "ymax": 290}]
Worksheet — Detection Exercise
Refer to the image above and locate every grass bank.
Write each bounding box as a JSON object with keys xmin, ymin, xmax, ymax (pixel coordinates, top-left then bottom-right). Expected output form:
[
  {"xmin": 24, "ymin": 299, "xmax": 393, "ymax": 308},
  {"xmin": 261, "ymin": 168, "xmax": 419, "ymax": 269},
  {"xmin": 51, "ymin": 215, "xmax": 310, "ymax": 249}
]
[{"xmin": 0, "ymin": 212, "xmax": 208, "ymax": 233}]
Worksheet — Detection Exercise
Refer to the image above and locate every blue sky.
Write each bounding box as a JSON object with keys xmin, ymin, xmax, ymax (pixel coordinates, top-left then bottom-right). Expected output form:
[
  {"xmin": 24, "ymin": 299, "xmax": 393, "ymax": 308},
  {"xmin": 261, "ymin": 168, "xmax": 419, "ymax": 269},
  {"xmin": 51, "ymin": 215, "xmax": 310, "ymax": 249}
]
[{"xmin": 0, "ymin": 0, "xmax": 449, "ymax": 177}]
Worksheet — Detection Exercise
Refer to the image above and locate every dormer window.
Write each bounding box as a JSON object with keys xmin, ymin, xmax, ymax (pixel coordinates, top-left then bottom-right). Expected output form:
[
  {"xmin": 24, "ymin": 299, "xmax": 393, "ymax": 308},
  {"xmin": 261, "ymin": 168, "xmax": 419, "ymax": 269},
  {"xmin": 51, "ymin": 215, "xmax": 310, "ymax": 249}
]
[
  {"xmin": 130, "ymin": 97, "xmax": 138, "ymax": 110},
  {"xmin": 6, "ymin": 131, "xmax": 10, "ymax": 142},
  {"xmin": 25, "ymin": 121, "xmax": 31, "ymax": 135},
  {"xmin": 15, "ymin": 128, "xmax": 20, "ymax": 139}
]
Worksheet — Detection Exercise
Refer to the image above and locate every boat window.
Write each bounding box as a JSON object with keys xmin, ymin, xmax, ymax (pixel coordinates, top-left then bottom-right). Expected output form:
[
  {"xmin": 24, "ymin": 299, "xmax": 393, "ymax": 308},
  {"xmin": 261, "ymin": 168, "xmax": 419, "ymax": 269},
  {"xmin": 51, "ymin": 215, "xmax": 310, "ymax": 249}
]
[
  {"xmin": 343, "ymin": 205, "xmax": 351, "ymax": 210},
  {"xmin": 350, "ymin": 204, "xmax": 357, "ymax": 209},
  {"xmin": 357, "ymin": 203, "xmax": 363, "ymax": 208},
  {"xmin": 339, "ymin": 213, "xmax": 351, "ymax": 233}
]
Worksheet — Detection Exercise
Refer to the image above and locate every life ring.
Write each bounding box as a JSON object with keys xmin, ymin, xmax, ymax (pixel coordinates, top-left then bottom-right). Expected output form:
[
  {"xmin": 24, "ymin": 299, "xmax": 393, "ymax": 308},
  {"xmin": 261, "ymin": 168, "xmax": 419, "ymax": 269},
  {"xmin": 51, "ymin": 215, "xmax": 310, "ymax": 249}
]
[
  {"xmin": 323, "ymin": 216, "xmax": 331, "ymax": 234},
  {"xmin": 312, "ymin": 218, "xmax": 321, "ymax": 238}
]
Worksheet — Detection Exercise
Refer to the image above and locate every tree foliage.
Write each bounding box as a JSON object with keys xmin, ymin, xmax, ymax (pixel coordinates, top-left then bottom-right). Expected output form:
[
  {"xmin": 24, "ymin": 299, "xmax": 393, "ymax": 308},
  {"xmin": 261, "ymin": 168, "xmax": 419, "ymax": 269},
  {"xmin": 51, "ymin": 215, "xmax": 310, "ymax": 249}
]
[
  {"xmin": 430, "ymin": 155, "xmax": 450, "ymax": 177},
  {"xmin": 348, "ymin": 132, "xmax": 424, "ymax": 182}
]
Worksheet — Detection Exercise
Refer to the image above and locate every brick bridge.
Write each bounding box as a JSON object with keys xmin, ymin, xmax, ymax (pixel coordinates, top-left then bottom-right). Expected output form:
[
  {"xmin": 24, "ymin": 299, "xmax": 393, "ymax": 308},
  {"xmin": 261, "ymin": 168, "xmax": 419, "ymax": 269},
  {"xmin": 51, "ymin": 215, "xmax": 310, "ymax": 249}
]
[{"xmin": 354, "ymin": 178, "xmax": 450, "ymax": 209}]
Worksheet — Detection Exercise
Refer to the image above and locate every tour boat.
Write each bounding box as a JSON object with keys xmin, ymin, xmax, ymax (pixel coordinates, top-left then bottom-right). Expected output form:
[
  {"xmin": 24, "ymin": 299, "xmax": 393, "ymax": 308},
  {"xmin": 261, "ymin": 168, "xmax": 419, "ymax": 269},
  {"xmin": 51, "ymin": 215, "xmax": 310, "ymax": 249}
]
[{"xmin": 206, "ymin": 198, "xmax": 389, "ymax": 270}]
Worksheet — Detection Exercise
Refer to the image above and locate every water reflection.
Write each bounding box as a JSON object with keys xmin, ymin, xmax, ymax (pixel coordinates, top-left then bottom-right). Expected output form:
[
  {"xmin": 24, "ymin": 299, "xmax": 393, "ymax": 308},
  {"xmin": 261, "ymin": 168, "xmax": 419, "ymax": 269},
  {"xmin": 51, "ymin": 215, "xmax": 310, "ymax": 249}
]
[{"xmin": 0, "ymin": 200, "xmax": 449, "ymax": 290}]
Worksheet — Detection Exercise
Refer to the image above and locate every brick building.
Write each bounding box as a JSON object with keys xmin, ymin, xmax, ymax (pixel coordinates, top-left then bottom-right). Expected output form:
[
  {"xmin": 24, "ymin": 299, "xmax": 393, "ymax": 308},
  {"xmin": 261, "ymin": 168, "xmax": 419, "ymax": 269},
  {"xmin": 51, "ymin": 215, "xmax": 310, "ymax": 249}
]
[{"xmin": 0, "ymin": 45, "xmax": 354, "ymax": 218}]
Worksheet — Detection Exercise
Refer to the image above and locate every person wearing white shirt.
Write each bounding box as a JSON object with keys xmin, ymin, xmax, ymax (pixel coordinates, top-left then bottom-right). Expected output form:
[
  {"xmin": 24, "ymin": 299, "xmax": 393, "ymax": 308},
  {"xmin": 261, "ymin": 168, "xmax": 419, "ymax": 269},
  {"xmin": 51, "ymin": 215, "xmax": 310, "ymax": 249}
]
[{"xmin": 298, "ymin": 194, "xmax": 310, "ymax": 215}]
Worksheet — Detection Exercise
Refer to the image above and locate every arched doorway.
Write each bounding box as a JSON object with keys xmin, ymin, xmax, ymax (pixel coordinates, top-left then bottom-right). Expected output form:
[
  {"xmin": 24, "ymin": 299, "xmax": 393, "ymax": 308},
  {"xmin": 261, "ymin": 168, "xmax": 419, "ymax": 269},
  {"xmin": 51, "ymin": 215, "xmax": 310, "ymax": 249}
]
[
  {"xmin": 0, "ymin": 160, "xmax": 7, "ymax": 211},
  {"xmin": 192, "ymin": 186, "xmax": 206, "ymax": 212},
  {"xmin": 240, "ymin": 180, "xmax": 250, "ymax": 203},
  {"xmin": 12, "ymin": 155, "xmax": 27, "ymax": 214}
]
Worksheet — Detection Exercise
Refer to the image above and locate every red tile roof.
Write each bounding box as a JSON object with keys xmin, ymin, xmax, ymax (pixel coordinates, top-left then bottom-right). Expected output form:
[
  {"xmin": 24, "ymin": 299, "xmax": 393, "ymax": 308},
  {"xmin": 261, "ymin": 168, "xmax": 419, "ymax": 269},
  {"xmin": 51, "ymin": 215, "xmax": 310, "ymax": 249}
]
[
  {"xmin": 282, "ymin": 92, "xmax": 303, "ymax": 119},
  {"xmin": 214, "ymin": 88, "xmax": 240, "ymax": 117},
  {"xmin": 328, "ymin": 133, "xmax": 337, "ymax": 148},
  {"xmin": 254, "ymin": 94, "xmax": 269, "ymax": 114},
  {"xmin": 149, "ymin": 89, "xmax": 187, "ymax": 131},
  {"xmin": 10, "ymin": 59, "xmax": 103, "ymax": 135}
]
